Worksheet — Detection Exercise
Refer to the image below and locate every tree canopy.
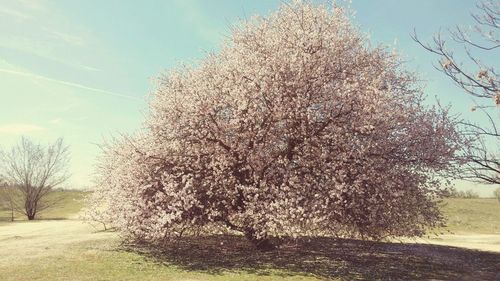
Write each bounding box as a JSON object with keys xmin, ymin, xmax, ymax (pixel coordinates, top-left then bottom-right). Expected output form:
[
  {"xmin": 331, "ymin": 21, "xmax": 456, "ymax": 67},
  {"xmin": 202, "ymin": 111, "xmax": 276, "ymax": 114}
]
[{"xmin": 86, "ymin": 2, "xmax": 459, "ymax": 249}]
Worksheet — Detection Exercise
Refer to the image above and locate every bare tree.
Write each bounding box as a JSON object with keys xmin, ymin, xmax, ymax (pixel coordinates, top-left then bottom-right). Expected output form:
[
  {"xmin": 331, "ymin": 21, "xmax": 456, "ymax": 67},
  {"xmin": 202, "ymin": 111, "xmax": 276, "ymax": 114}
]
[
  {"xmin": 0, "ymin": 137, "xmax": 70, "ymax": 220},
  {"xmin": 412, "ymin": 0, "xmax": 499, "ymax": 185},
  {"xmin": 495, "ymin": 187, "xmax": 500, "ymax": 201},
  {"xmin": 0, "ymin": 179, "xmax": 16, "ymax": 221}
]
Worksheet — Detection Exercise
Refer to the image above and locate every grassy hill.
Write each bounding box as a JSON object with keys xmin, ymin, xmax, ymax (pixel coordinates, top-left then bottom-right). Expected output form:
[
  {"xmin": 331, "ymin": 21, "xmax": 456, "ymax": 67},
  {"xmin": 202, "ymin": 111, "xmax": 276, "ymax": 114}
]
[
  {"xmin": 439, "ymin": 198, "xmax": 500, "ymax": 234},
  {"xmin": 0, "ymin": 190, "xmax": 87, "ymax": 223}
]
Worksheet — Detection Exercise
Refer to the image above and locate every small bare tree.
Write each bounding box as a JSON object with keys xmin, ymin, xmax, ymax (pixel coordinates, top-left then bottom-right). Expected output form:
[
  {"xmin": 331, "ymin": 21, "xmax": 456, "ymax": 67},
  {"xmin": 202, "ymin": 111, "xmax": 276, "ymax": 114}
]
[
  {"xmin": 494, "ymin": 187, "xmax": 500, "ymax": 201},
  {"xmin": 0, "ymin": 180, "xmax": 16, "ymax": 221},
  {"xmin": 412, "ymin": 0, "xmax": 499, "ymax": 185},
  {"xmin": 0, "ymin": 137, "xmax": 70, "ymax": 220}
]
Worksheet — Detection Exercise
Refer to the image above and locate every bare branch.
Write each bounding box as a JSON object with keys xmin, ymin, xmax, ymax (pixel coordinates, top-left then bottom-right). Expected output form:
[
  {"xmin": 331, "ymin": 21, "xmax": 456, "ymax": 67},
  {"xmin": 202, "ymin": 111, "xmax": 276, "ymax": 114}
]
[{"xmin": 413, "ymin": 0, "xmax": 499, "ymax": 185}]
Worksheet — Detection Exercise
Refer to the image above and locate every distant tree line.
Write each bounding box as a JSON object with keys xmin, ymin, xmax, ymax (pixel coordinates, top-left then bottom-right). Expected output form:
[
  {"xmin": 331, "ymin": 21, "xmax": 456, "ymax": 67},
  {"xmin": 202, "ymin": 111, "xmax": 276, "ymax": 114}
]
[
  {"xmin": 446, "ymin": 187, "xmax": 480, "ymax": 199},
  {"xmin": 445, "ymin": 186, "xmax": 500, "ymax": 200}
]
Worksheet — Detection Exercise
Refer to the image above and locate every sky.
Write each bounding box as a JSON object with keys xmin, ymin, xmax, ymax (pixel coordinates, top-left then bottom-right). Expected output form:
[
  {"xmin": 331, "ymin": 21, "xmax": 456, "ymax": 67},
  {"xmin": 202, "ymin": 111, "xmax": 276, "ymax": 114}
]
[{"xmin": 0, "ymin": 0, "xmax": 497, "ymax": 196}]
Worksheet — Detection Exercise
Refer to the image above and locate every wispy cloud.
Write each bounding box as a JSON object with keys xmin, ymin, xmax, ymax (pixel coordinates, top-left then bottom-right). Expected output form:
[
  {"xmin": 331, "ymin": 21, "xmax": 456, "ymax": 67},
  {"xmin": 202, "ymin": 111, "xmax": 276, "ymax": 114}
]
[
  {"xmin": 0, "ymin": 68, "xmax": 140, "ymax": 101},
  {"xmin": 0, "ymin": 123, "xmax": 45, "ymax": 134},
  {"xmin": 48, "ymin": 30, "xmax": 83, "ymax": 45},
  {"xmin": 0, "ymin": 1, "xmax": 99, "ymax": 72},
  {"xmin": 16, "ymin": 0, "xmax": 47, "ymax": 11},
  {"xmin": 77, "ymin": 64, "xmax": 101, "ymax": 72},
  {"xmin": 0, "ymin": 36, "xmax": 101, "ymax": 73},
  {"xmin": 42, "ymin": 28, "xmax": 84, "ymax": 46},
  {"xmin": 0, "ymin": 6, "xmax": 30, "ymax": 20}
]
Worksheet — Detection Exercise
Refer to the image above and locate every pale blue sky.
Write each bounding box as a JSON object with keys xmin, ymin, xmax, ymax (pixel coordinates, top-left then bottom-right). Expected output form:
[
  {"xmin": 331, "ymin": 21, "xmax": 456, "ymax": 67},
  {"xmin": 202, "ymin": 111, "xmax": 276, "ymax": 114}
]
[{"xmin": 0, "ymin": 0, "xmax": 496, "ymax": 195}]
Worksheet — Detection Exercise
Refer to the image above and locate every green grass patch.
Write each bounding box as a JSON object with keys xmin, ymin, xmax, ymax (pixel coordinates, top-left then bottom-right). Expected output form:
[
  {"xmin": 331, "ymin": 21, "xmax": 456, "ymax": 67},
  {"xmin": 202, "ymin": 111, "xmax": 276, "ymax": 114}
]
[
  {"xmin": 0, "ymin": 190, "xmax": 87, "ymax": 223},
  {"xmin": 439, "ymin": 198, "xmax": 500, "ymax": 234},
  {"xmin": 38, "ymin": 190, "xmax": 88, "ymax": 219}
]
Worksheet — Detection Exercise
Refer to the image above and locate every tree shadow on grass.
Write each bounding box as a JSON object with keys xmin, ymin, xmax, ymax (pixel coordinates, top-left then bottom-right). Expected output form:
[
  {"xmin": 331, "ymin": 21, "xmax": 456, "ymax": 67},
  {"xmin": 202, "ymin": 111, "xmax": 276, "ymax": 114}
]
[{"xmin": 125, "ymin": 235, "xmax": 500, "ymax": 280}]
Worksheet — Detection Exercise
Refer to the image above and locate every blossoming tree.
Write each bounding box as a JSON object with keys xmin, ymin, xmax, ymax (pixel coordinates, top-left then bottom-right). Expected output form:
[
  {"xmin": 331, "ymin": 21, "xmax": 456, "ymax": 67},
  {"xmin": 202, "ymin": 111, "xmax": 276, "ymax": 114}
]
[{"xmin": 86, "ymin": 2, "xmax": 459, "ymax": 250}]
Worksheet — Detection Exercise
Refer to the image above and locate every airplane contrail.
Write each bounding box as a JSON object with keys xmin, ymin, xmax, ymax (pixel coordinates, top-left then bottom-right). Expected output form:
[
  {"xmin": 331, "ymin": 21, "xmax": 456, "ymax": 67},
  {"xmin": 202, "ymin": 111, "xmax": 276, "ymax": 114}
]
[{"xmin": 0, "ymin": 68, "xmax": 141, "ymax": 101}]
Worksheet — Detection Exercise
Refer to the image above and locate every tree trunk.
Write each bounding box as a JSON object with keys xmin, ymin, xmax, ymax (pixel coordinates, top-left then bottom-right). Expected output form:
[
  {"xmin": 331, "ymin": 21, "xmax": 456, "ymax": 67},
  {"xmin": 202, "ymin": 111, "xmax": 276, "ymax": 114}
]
[
  {"xmin": 243, "ymin": 228, "xmax": 275, "ymax": 251},
  {"xmin": 27, "ymin": 213, "xmax": 35, "ymax": 220},
  {"xmin": 223, "ymin": 220, "xmax": 275, "ymax": 251}
]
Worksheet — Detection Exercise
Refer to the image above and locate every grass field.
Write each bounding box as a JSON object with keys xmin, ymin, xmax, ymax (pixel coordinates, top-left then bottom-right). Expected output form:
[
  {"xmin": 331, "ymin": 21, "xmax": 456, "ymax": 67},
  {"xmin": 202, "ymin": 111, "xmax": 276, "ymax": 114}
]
[
  {"xmin": 0, "ymin": 190, "xmax": 87, "ymax": 224},
  {"xmin": 438, "ymin": 198, "xmax": 500, "ymax": 234},
  {"xmin": 1, "ymin": 191, "xmax": 499, "ymax": 280}
]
